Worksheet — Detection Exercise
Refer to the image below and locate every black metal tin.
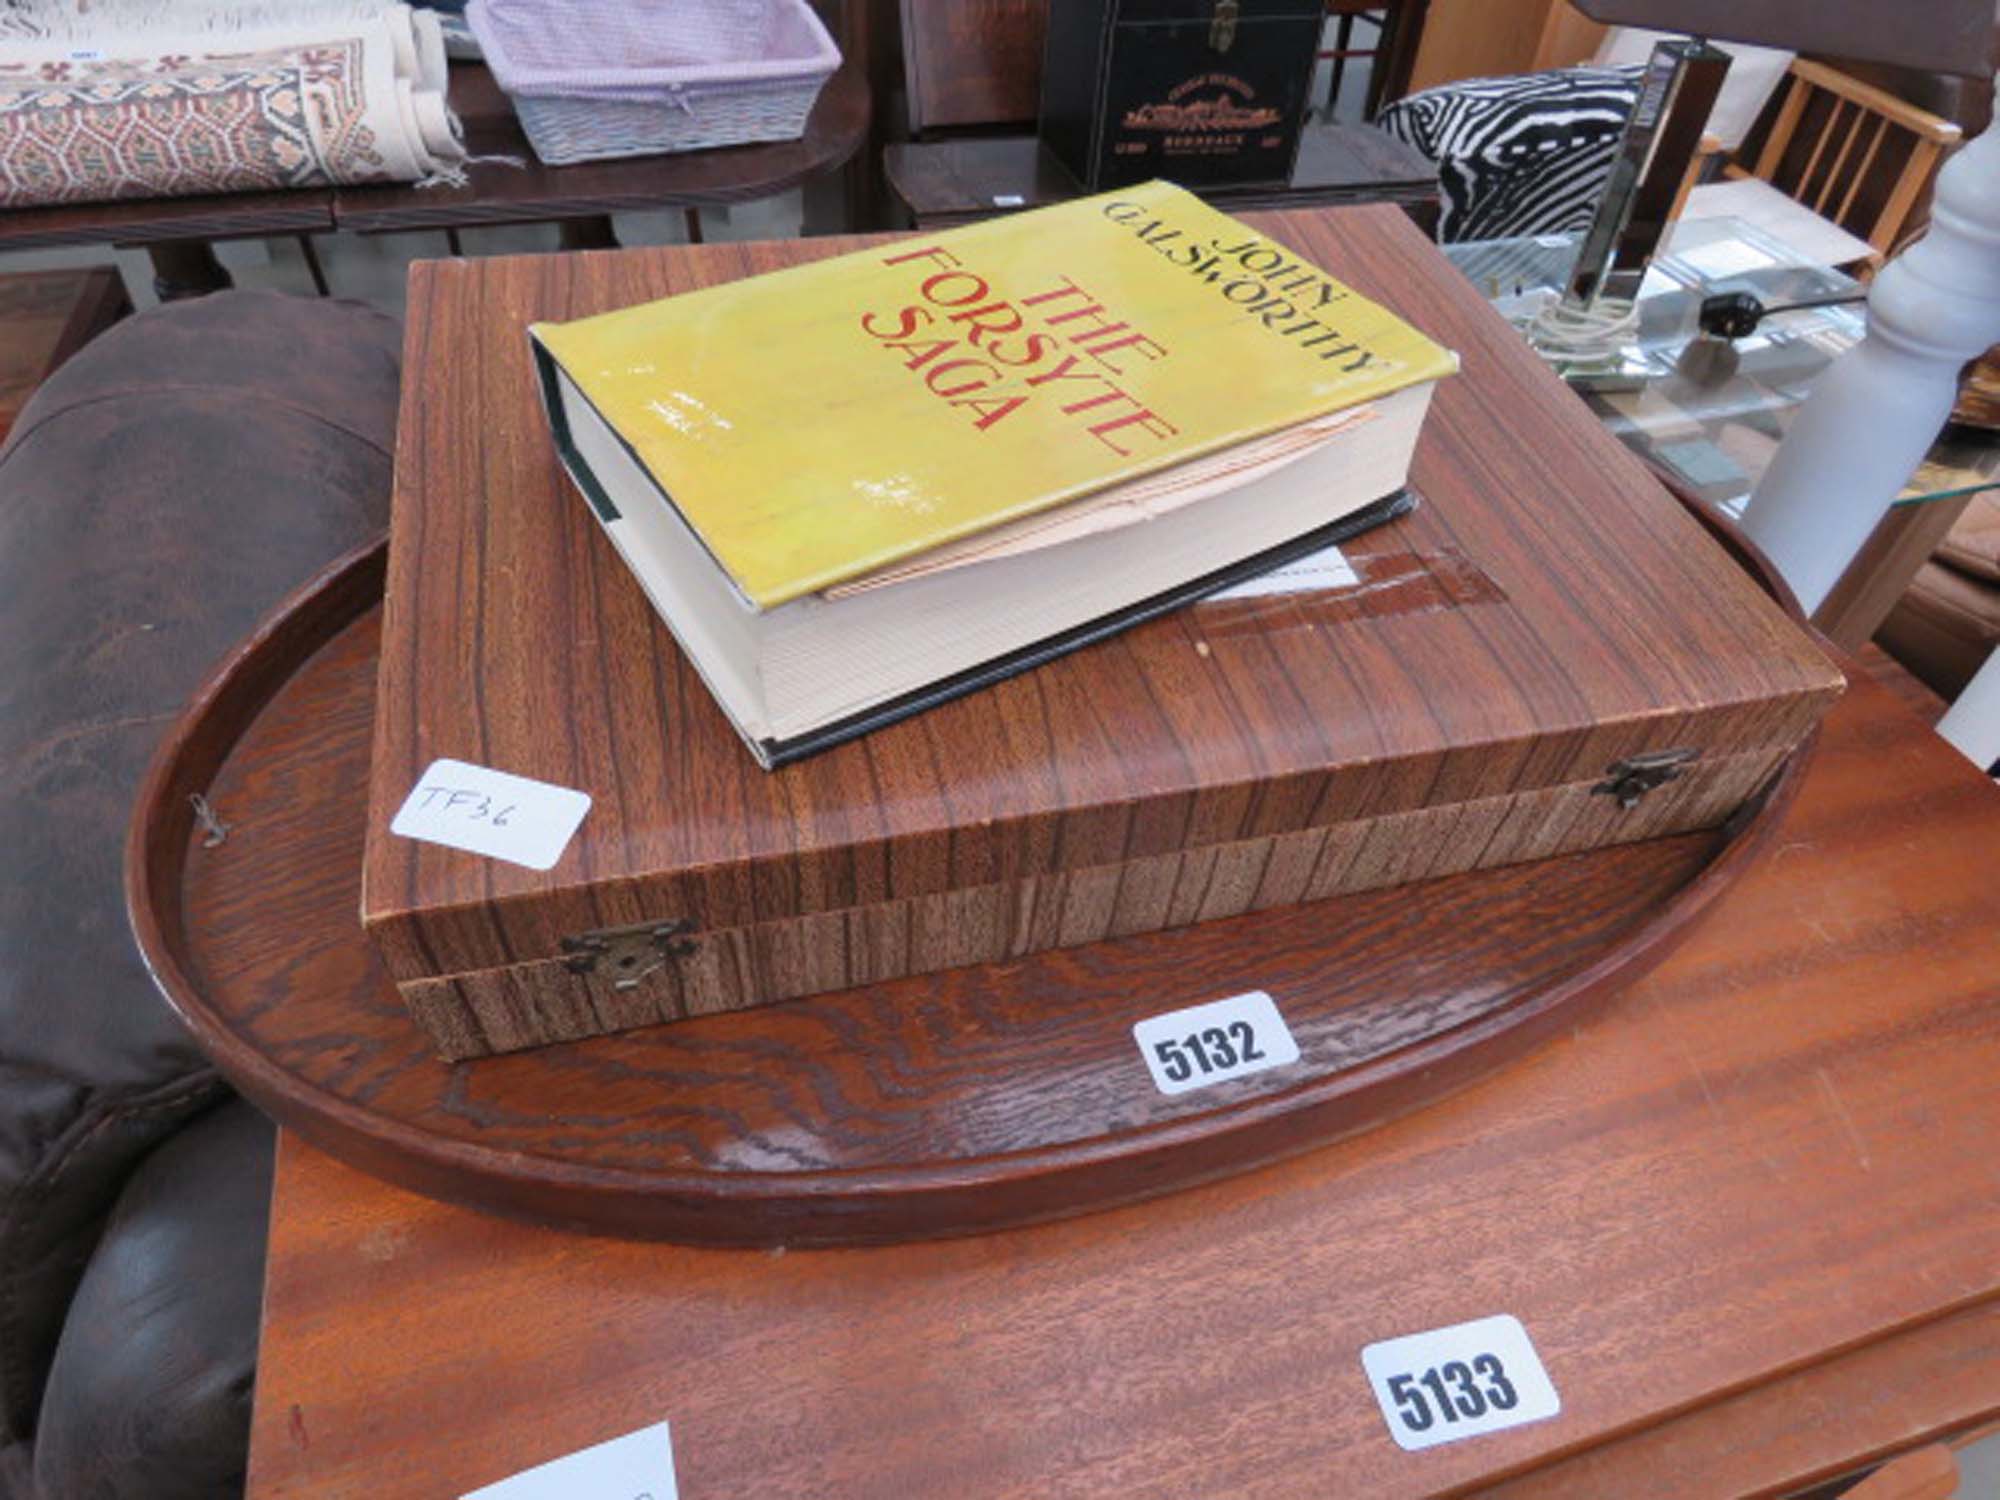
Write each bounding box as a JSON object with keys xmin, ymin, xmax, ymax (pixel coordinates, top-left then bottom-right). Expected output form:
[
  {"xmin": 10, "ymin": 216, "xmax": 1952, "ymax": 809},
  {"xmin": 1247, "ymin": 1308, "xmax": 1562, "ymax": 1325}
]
[{"xmin": 1041, "ymin": 0, "xmax": 1325, "ymax": 191}]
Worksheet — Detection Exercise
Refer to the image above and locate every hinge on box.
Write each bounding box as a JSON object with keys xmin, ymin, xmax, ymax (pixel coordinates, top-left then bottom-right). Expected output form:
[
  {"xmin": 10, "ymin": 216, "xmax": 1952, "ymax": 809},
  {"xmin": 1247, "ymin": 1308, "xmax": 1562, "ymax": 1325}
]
[
  {"xmin": 1592, "ymin": 748, "xmax": 1701, "ymax": 810},
  {"xmin": 1210, "ymin": 0, "xmax": 1239, "ymax": 52},
  {"xmin": 560, "ymin": 918, "xmax": 697, "ymax": 990}
]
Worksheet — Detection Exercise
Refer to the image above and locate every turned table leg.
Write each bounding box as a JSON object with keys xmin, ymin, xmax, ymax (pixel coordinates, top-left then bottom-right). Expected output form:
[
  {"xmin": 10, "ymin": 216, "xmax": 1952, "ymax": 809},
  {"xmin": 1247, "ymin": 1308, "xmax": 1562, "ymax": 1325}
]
[
  {"xmin": 146, "ymin": 241, "xmax": 233, "ymax": 301},
  {"xmin": 1742, "ymin": 114, "xmax": 2000, "ymax": 614}
]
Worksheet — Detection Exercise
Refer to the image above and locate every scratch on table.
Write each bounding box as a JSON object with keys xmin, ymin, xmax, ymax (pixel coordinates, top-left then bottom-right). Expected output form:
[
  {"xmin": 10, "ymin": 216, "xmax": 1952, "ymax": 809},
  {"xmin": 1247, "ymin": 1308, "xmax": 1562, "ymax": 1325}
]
[
  {"xmin": 1666, "ymin": 1018, "xmax": 1796, "ymax": 1175},
  {"xmin": 1814, "ymin": 1066, "xmax": 1872, "ymax": 1170},
  {"xmin": 1675, "ymin": 1035, "xmax": 1726, "ymax": 1126}
]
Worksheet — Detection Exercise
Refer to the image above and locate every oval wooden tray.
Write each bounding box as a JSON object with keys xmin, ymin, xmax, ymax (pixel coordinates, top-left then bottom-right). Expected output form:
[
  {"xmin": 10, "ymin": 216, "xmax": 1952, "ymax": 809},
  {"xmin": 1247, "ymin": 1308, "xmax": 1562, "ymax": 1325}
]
[{"xmin": 127, "ymin": 536, "xmax": 1809, "ymax": 1246}]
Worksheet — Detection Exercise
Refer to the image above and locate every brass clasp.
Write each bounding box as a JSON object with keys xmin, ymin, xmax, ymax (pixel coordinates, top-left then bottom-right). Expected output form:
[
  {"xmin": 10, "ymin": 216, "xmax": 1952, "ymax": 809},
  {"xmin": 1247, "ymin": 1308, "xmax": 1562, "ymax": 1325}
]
[
  {"xmin": 1592, "ymin": 748, "xmax": 1701, "ymax": 810},
  {"xmin": 559, "ymin": 918, "xmax": 697, "ymax": 990}
]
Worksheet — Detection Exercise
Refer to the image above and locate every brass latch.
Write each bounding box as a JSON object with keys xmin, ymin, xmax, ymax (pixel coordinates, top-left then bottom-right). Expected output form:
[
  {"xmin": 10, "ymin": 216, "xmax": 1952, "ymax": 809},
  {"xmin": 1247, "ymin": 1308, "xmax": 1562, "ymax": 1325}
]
[
  {"xmin": 1210, "ymin": 0, "xmax": 1239, "ymax": 52},
  {"xmin": 560, "ymin": 918, "xmax": 697, "ymax": 990},
  {"xmin": 1592, "ymin": 748, "xmax": 1701, "ymax": 810}
]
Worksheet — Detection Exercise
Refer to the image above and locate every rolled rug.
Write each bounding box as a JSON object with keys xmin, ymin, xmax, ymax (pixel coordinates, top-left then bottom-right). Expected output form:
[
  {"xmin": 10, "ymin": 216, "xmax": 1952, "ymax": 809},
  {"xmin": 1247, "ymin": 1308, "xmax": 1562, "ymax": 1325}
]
[
  {"xmin": 409, "ymin": 83, "xmax": 467, "ymax": 163},
  {"xmin": 407, "ymin": 6, "xmax": 449, "ymax": 92},
  {"xmin": 3, "ymin": 0, "xmax": 442, "ymax": 79},
  {"xmin": 0, "ymin": 0, "xmax": 464, "ymax": 207}
]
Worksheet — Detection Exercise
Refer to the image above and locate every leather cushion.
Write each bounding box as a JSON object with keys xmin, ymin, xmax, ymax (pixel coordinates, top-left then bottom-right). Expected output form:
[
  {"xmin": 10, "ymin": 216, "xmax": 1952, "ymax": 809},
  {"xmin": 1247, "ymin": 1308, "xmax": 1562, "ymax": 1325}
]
[
  {"xmin": 1935, "ymin": 492, "xmax": 2000, "ymax": 585},
  {"xmin": 1878, "ymin": 557, "xmax": 2000, "ymax": 700},
  {"xmin": 31, "ymin": 1101, "xmax": 273, "ymax": 1500},
  {"xmin": 0, "ymin": 290, "xmax": 398, "ymax": 1445}
]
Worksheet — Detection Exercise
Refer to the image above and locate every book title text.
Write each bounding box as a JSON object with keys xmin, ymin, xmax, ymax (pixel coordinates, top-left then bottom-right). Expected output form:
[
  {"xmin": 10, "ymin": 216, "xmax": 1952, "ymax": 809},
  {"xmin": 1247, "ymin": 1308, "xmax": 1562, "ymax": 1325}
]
[{"xmin": 859, "ymin": 244, "xmax": 1180, "ymax": 456}]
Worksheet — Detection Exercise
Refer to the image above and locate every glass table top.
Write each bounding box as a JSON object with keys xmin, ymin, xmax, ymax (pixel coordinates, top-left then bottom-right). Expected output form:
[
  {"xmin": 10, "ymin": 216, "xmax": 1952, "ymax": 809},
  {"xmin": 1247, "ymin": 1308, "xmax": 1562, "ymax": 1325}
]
[{"xmin": 1443, "ymin": 219, "xmax": 2000, "ymax": 517}]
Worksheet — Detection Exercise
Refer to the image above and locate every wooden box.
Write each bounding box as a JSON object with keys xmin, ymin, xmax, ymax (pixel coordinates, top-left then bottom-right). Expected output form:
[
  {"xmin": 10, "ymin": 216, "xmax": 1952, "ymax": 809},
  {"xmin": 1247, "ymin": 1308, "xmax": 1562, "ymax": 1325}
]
[
  {"xmin": 360, "ymin": 206, "xmax": 1841, "ymax": 1060},
  {"xmin": 1040, "ymin": 0, "xmax": 1325, "ymax": 191}
]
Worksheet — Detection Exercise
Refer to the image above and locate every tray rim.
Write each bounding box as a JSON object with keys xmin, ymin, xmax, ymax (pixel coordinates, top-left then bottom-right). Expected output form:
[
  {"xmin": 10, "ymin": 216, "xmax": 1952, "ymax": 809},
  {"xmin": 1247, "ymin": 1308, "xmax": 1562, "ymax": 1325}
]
[{"xmin": 123, "ymin": 527, "xmax": 1818, "ymax": 1244}]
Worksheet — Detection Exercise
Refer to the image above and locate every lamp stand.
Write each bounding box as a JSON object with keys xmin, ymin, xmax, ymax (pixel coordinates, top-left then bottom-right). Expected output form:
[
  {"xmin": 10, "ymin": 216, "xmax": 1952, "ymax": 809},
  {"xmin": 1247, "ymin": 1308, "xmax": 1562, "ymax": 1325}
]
[
  {"xmin": 1563, "ymin": 36, "xmax": 1731, "ymax": 308},
  {"xmin": 1531, "ymin": 36, "xmax": 1729, "ymax": 386}
]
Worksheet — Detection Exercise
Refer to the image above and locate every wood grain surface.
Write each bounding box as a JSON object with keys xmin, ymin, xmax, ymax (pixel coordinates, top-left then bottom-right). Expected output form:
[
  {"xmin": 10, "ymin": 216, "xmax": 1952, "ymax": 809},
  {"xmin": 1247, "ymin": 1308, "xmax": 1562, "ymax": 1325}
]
[
  {"xmin": 245, "ymin": 667, "xmax": 2000, "ymax": 1499},
  {"xmin": 1483, "ymin": 1300, "xmax": 2000, "ymax": 1499},
  {"xmin": 899, "ymin": 0, "xmax": 1048, "ymax": 133},
  {"xmin": 360, "ymin": 206, "xmax": 1841, "ymax": 1048},
  {"xmin": 128, "ymin": 533, "xmax": 1803, "ymax": 1243},
  {"xmin": 401, "ymin": 736, "xmax": 1783, "ymax": 1058}
]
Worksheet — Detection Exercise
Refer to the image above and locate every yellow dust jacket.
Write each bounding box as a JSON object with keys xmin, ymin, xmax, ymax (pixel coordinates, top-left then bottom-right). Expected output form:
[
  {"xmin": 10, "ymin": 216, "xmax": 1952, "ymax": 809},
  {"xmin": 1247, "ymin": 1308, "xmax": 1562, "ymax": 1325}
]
[{"xmin": 530, "ymin": 180, "xmax": 1457, "ymax": 610}]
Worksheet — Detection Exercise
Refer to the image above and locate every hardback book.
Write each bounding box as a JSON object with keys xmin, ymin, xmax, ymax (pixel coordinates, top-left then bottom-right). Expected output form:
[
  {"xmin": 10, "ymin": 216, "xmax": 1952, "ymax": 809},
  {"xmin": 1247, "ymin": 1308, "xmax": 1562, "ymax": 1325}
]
[
  {"xmin": 528, "ymin": 179, "xmax": 1456, "ymax": 767},
  {"xmin": 362, "ymin": 204, "xmax": 1842, "ymax": 1060}
]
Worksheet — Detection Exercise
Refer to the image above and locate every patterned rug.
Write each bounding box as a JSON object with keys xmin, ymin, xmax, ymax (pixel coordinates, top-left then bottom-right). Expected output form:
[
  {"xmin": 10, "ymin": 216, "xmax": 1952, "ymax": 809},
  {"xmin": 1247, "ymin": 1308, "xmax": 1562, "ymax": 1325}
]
[{"xmin": 0, "ymin": 2, "xmax": 464, "ymax": 208}]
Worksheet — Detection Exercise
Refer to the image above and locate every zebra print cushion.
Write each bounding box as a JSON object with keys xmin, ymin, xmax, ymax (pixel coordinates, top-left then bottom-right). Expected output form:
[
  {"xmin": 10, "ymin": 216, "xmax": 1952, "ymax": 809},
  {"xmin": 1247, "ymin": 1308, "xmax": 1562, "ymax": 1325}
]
[{"xmin": 1376, "ymin": 66, "xmax": 1643, "ymax": 243}]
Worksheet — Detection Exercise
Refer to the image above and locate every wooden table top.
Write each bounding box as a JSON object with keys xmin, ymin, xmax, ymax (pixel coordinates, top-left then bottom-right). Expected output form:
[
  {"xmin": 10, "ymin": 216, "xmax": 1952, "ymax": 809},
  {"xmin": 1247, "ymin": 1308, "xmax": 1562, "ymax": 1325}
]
[
  {"xmin": 0, "ymin": 185, "xmax": 334, "ymax": 254},
  {"xmin": 247, "ymin": 663, "xmax": 2000, "ymax": 1499}
]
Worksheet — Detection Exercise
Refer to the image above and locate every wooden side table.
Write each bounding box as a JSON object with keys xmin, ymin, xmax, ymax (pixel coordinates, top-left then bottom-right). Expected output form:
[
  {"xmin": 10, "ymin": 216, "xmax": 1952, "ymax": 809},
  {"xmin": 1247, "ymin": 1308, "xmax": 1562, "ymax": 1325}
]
[
  {"xmin": 0, "ymin": 188, "xmax": 331, "ymax": 303},
  {"xmin": 242, "ymin": 663, "xmax": 2000, "ymax": 1498}
]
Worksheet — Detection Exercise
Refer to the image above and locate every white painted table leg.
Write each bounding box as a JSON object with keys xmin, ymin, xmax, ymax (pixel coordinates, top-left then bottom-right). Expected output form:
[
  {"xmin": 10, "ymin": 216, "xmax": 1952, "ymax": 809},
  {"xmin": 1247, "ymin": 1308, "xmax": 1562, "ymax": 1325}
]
[
  {"xmin": 1740, "ymin": 103, "xmax": 2000, "ymax": 615},
  {"xmin": 1937, "ymin": 644, "xmax": 2000, "ymax": 771}
]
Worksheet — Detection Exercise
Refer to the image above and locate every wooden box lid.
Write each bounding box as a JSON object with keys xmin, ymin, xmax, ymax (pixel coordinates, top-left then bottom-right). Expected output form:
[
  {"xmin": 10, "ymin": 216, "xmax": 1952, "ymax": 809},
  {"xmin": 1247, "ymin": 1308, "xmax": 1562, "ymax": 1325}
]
[{"xmin": 360, "ymin": 206, "xmax": 1841, "ymax": 991}]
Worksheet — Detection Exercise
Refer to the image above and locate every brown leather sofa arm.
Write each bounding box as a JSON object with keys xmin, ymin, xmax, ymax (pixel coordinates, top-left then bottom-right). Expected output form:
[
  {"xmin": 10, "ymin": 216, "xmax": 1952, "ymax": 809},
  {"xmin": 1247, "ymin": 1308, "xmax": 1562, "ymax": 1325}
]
[
  {"xmin": 29, "ymin": 1102, "xmax": 274, "ymax": 1500},
  {"xmin": 1879, "ymin": 493, "xmax": 2000, "ymax": 699},
  {"xmin": 0, "ymin": 289, "xmax": 400, "ymax": 1494}
]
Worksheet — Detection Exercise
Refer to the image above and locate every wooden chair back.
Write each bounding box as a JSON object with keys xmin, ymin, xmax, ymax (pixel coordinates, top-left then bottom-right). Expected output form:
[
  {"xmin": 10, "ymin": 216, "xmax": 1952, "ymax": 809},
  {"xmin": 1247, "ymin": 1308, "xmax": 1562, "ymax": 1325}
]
[
  {"xmin": 1319, "ymin": 0, "xmax": 1434, "ymax": 119},
  {"xmin": 899, "ymin": 0, "xmax": 1050, "ymax": 136},
  {"xmin": 1734, "ymin": 58, "xmax": 1963, "ymax": 257}
]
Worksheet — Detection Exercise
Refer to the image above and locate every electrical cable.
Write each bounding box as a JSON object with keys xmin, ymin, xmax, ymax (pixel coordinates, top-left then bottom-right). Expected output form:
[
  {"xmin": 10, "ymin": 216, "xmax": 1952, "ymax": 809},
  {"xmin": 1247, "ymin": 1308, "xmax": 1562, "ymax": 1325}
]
[{"xmin": 1520, "ymin": 294, "xmax": 1640, "ymax": 365}]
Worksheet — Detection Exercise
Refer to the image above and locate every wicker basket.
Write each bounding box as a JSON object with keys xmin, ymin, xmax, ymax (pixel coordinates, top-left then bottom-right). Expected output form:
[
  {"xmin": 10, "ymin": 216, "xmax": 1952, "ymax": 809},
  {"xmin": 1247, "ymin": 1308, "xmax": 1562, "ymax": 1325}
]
[{"xmin": 467, "ymin": 0, "xmax": 840, "ymax": 165}]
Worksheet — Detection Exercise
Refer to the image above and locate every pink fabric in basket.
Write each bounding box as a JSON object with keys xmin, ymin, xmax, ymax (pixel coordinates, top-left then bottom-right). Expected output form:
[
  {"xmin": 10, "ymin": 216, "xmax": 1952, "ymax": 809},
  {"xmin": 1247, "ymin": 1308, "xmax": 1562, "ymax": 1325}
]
[{"xmin": 470, "ymin": 0, "xmax": 836, "ymax": 98}]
